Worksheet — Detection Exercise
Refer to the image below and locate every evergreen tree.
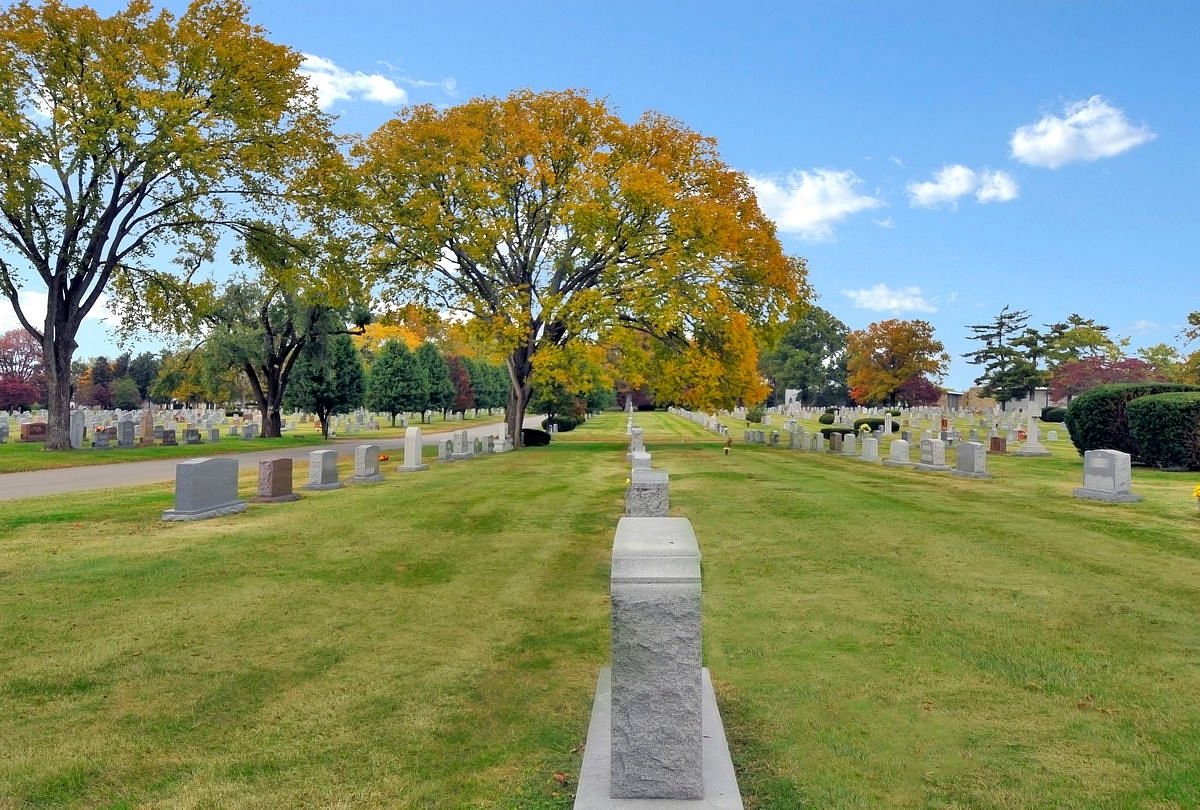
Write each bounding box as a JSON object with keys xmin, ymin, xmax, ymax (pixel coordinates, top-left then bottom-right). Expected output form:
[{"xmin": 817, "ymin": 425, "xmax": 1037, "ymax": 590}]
[
  {"xmin": 415, "ymin": 342, "xmax": 454, "ymax": 421},
  {"xmin": 963, "ymin": 306, "xmax": 1038, "ymax": 408},
  {"xmin": 285, "ymin": 334, "xmax": 365, "ymax": 439},
  {"xmin": 367, "ymin": 340, "xmax": 428, "ymax": 425}
]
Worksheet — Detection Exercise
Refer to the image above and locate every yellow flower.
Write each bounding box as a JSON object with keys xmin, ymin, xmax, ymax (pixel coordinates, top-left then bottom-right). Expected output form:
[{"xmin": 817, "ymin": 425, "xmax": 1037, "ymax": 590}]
[{"xmin": 1193, "ymin": 484, "xmax": 1200, "ymax": 499}]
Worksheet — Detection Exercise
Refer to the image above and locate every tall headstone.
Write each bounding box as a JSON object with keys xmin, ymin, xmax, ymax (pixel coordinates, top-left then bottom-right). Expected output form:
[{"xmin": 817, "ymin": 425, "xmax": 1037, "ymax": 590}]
[
  {"xmin": 1073, "ymin": 449, "xmax": 1141, "ymax": 502},
  {"xmin": 255, "ymin": 458, "xmax": 300, "ymax": 502},
  {"xmin": 916, "ymin": 438, "xmax": 951, "ymax": 472},
  {"xmin": 304, "ymin": 449, "xmax": 342, "ymax": 490},
  {"xmin": 397, "ymin": 426, "xmax": 429, "ymax": 472},
  {"xmin": 140, "ymin": 405, "xmax": 155, "ymax": 446},
  {"xmin": 69, "ymin": 410, "xmax": 84, "ymax": 449},
  {"xmin": 116, "ymin": 420, "xmax": 135, "ymax": 448},
  {"xmin": 952, "ymin": 441, "xmax": 990, "ymax": 479},
  {"xmin": 842, "ymin": 433, "xmax": 857, "ymax": 456},
  {"xmin": 162, "ymin": 458, "xmax": 246, "ymax": 521},
  {"xmin": 626, "ymin": 469, "xmax": 669, "ymax": 517},
  {"xmin": 609, "ymin": 518, "xmax": 702, "ymax": 798},
  {"xmin": 884, "ymin": 438, "xmax": 912, "ymax": 467},
  {"xmin": 352, "ymin": 444, "xmax": 384, "ymax": 484},
  {"xmin": 859, "ymin": 436, "xmax": 881, "ymax": 463},
  {"xmin": 829, "ymin": 432, "xmax": 843, "ymax": 453}
]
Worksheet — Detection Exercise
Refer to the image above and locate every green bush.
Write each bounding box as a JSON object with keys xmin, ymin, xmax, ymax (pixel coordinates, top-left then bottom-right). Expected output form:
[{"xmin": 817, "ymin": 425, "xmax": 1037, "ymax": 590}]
[
  {"xmin": 746, "ymin": 407, "xmax": 765, "ymax": 423},
  {"xmin": 819, "ymin": 426, "xmax": 857, "ymax": 438},
  {"xmin": 1041, "ymin": 406, "xmax": 1067, "ymax": 423},
  {"xmin": 541, "ymin": 415, "xmax": 579, "ymax": 432},
  {"xmin": 818, "ymin": 409, "xmax": 835, "ymax": 425},
  {"xmin": 1064, "ymin": 383, "xmax": 1200, "ymax": 460},
  {"xmin": 853, "ymin": 416, "xmax": 899, "ymax": 433},
  {"xmin": 1126, "ymin": 393, "xmax": 1200, "ymax": 470}
]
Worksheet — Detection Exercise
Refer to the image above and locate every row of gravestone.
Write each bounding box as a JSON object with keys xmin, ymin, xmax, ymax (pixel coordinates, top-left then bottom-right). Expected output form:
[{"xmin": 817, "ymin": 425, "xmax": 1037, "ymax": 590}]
[
  {"xmin": 679, "ymin": 413, "xmax": 1141, "ymax": 506},
  {"xmin": 161, "ymin": 426, "xmax": 506, "ymax": 521},
  {"xmin": 574, "ymin": 425, "xmax": 743, "ymax": 808}
]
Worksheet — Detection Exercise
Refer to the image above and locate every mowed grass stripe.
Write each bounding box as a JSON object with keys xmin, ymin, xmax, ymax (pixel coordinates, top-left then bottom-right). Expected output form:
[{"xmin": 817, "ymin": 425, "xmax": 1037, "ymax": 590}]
[{"xmin": 2, "ymin": 410, "xmax": 1199, "ymax": 807}]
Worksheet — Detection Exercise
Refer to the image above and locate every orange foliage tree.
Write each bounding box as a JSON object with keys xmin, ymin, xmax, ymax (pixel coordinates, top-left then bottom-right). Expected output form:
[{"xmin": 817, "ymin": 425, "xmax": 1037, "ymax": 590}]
[
  {"xmin": 348, "ymin": 89, "xmax": 807, "ymax": 446},
  {"xmin": 847, "ymin": 319, "xmax": 949, "ymax": 405}
]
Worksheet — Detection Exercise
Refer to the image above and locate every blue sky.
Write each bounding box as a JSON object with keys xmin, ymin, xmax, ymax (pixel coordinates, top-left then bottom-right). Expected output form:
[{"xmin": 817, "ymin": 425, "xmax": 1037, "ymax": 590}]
[{"xmin": 5, "ymin": 1, "xmax": 1197, "ymax": 392}]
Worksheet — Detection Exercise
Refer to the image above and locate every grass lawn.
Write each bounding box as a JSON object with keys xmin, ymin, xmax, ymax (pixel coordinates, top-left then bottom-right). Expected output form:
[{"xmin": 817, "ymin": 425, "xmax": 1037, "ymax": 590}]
[{"xmin": 1, "ymin": 411, "xmax": 1198, "ymax": 807}]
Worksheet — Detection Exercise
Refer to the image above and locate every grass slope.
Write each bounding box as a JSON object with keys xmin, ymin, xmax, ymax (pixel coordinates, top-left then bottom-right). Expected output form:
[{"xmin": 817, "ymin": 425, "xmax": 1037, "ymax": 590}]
[{"xmin": 2, "ymin": 411, "xmax": 1198, "ymax": 808}]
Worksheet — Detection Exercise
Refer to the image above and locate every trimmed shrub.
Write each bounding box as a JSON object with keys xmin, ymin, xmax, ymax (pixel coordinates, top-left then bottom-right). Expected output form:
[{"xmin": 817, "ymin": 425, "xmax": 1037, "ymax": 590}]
[
  {"xmin": 819, "ymin": 426, "xmax": 857, "ymax": 438},
  {"xmin": 541, "ymin": 415, "xmax": 580, "ymax": 432},
  {"xmin": 746, "ymin": 407, "xmax": 764, "ymax": 424},
  {"xmin": 1064, "ymin": 383, "xmax": 1200, "ymax": 459},
  {"xmin": 1126, "ymin": 392, "xmax": 1200, "ymax": 471},
  {"xmin": 818, "ymin": 409, "xmax": 835, "ymax": 425},
  {"xmin": 521, "ymin": 428, "xmax": 551, "ymax": 446},
  {"xmin": 853, "ymin": 416, "xmax": 899, "ymax": 433},
  {"xmin": 1040, "ymin": 406, "xmax": 1067, "ymax": 423}
]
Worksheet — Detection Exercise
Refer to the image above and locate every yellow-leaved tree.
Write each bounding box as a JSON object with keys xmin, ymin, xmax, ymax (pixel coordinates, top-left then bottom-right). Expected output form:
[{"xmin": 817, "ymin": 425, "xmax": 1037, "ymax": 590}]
[
  {"xmin": 349, "ymin": 89, "xmax": 807, "ymax": 446},
  {"xmin": 0, "ymin": 0, "xmax": 334, "ymax": 448}
]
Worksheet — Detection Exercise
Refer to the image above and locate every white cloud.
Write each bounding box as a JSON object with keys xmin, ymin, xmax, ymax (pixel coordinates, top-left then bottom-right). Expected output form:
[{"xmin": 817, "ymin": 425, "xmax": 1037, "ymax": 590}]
[
  {"xmin": 842, "ymin": 284, "xmax": 937, "ymax": 313},
  {"xmin": 748, "ymin": 169, "xmax": 883, "ymax": 241},
  {"xmin": 300, "ymin": 54, "xmax": 408, "ymax": 111},
  {"xmin": 1010, "ymin": 96, "xmax": 1155, "ymax": 169},
  {"xmin": 1, "ymin": 289, "xmax": 115, "ymax": 333},
  {"xmin": 872, "ymin": 217, "xmax": 895, "ymax": 229},
  {"xmin": 975, "ymin": 170, "xmax": 1019, "ymax": 203},
  {"xmin": 907, "ymin": 165, "xmax": 1018, "ymax": 207}
]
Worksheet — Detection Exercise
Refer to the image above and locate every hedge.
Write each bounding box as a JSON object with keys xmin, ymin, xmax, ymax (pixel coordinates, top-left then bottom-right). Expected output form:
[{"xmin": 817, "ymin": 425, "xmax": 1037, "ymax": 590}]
[
  {"xmin": 818, "ymin": 409, "xmax": 835, "ymax": 425},
  {"xmin": 1126, "ymin": 392, "xmax": 1200, "ymax": 471},
  {"xmin": 1040, "ymin": 406, "xmax": 1067, "ymax": 423},
  {"xmin": 853, "ymin": 416, "xmax": 899, "ymax": 433},
  {"xmin": 1064, "ymin": 383, "xmax": 1200, "ymax": 460},
  {"xmin": 819, "ymin": 426, "xmax": 857, "ymax": 438}
]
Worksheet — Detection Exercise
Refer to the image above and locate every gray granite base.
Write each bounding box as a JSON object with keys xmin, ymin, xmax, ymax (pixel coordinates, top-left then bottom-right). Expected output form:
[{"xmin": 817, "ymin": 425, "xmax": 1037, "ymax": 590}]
[
  {"xmin": 914, "ymin": 464, "xmax": 952, "ymax": 473},
  {"xmin": 302, "ymin": 482, "xmax": 343, "ymax": 491},
  {"xmin": 574, "ymin": 667, "xmax": 743, "ymax": 810},
  {"xmin": 252, "ymin": 493, "xmax": 301, "ymax": 503},
  {"xmin": 1012, "ymin": 447, "xmax": 1053, "ymax": 457},
  {"xmin": 1073, "ymin": 487, "xmax": 1142, "ymax": 503},
  {"xmin": 951, "ymin": 470, "xmax": 992, "ymax": 479},
  {"xmin": 351, "ymin": 473, "xmax": 385, "ymax": 484},
  {"xmin": 882, "ymin": 460, "xmax": 913, "ymax": 468},
  {"xmin": 162, "ymin": 500, "xmax": 247, "ymax": 521},
  {"xmin": 396, "ymin": 464, "xmax": 429, "ymax": 473}
]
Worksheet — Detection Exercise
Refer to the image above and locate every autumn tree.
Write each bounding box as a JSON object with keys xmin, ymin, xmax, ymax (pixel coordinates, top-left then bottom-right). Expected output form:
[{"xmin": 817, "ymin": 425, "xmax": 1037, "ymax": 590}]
[
  {"xmin": 351, "ymin": 89, "xmax": 804, "ymax": 447},
  {"xmin": 847, "ymin": 319, "xmax": 949, "ymax": 406},
  {"xmin": 447, "ymin": 355, "xmax": 475, "ymax": 416},
  {"xmin": 1048, "ymin": 357, "xmax": 1165, "ymax": 402},
  {"xmin": 0, "ymin": 328, "xmax": 46, "ymax": 406},
  {"xmin": 0, "ymin": 0, "xmax": 333, "ymax": 448}
]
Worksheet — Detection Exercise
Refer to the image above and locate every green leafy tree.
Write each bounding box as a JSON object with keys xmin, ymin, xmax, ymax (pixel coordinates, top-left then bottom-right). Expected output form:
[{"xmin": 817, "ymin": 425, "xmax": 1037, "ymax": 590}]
[
  {"xmin": 1044, "ymin": 314, "xmax": 1120, "ymax": 365},
  {"xmin": 415, "ymin": 342, "xmax": 454, "ymax": 422},
  {"xmin": 0, "ymin": 0, "xmax": 333, "ymax": 449},
  {"xmin": 366, "ymin": 340, "xmax": 428, "ymax": 426},
  {"xmin": 464, "ymin": 358, "xmax": 507, "ymax": 415},
  {"xmin": 128, "ymin": 352, "xmax": 161, "ymax": 400},
  {"xmin": 761, "ymin": 305, "xmax": 850, "ymax": 406},
  {"xmin": 111, "ymin": 376, "xmax": 141, "ymax": 409},
  {"xmin": 284, "ymin": 334, "xmax": 365, "ymax": 439}
]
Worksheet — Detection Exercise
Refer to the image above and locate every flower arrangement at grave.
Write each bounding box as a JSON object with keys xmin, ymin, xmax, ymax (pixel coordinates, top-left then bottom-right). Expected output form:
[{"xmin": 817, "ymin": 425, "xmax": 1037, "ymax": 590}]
[
  {"xmin": 378, "ymin": 454, "xmax": 390, "ymax": 462},
  {"xmin": 1193, "ymin": 484, "xmax": 1200, "ymax": 510}
]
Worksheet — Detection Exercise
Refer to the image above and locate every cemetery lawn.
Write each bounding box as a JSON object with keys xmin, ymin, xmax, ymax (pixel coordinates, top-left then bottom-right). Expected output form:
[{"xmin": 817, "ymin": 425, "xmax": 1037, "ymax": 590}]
[
  {"xmin": 0, "ymin": 411, "xmax": 504, "ymax": 474},
  {"xmin": 2, "ymin": 412, "xmax": 1199, "ymax": 807}
]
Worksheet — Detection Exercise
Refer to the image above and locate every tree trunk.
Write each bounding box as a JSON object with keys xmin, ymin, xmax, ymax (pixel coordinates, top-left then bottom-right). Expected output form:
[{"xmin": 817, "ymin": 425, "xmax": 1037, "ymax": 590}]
[
  {"xmin": 505, "ymin": 346, "xmax": 534, "ymax": 449},
  {"xmin": 262, "ymin": 407, "xmax": 282, "ymax": 438},
  {"xmin": 44, "ymin": 330, "xmax": 77, "ymax": 450}
]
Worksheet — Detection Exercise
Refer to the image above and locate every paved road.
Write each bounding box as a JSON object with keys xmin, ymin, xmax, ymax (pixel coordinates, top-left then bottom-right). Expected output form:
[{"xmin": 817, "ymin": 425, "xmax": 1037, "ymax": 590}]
[{"xmin": 0, "ymin": 419, "xmax": 533, "ymax": 502}]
